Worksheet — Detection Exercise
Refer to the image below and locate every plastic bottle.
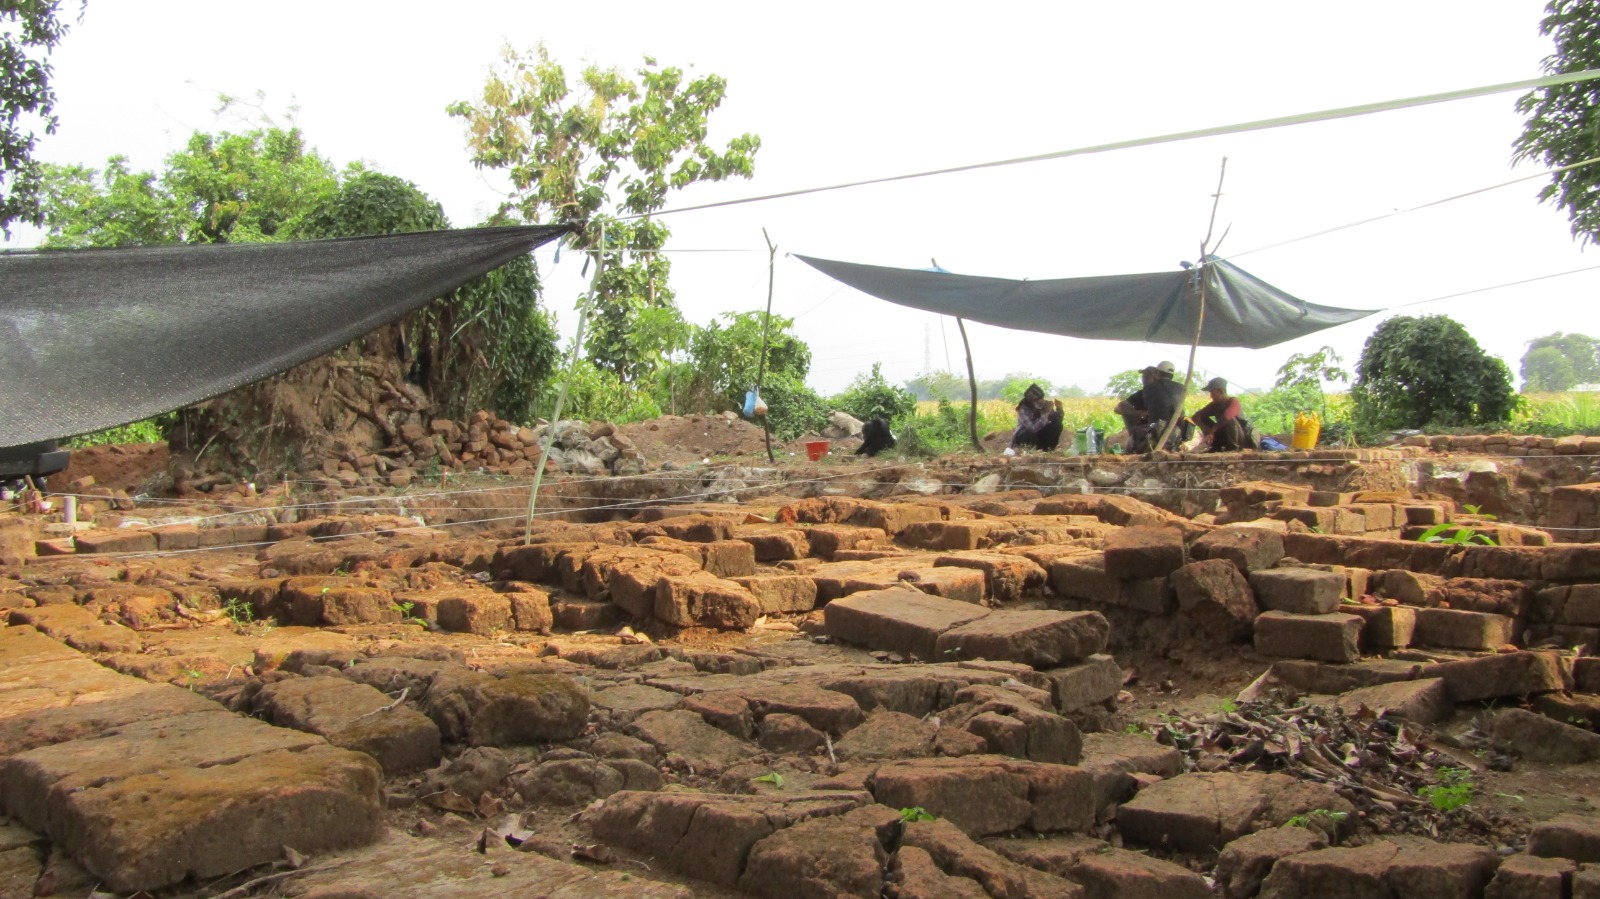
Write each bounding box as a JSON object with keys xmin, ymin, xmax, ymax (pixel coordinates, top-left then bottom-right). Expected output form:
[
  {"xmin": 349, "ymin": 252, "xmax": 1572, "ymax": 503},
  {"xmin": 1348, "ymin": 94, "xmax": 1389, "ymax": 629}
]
[{"xmin": 1084, "ymin": 425, "xmax": 1098, "ymax": 455}]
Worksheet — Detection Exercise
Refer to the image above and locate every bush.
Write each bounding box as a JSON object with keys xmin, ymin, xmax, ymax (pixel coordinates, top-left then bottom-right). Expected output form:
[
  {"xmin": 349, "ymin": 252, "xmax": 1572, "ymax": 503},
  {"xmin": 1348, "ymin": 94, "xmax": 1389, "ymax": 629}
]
[
  {"xmin": 1352, "ymin": 315, "xmax": 1518, "ymax": 432},
  {"xmin": 65, "ymin": 413, "xmax": 176, "ymax": 447},
  {"xmin": 830, "ymin": 363, "xmax": 917, "ymax": 424},
  {"xmin": 762, "ymin": 373, "xmax": 831, "ymax": 441}
]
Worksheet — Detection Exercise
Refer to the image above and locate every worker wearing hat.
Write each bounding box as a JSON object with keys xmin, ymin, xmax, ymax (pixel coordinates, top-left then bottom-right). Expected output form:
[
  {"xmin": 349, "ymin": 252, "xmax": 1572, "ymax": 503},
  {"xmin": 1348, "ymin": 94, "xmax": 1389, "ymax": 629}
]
[
  {"xmin": 1113, "ymin": 361, "xmax": 1188, "ymax": 453},
  {"xmin": 1190, "ymin": 376, "xmax": 1253, "ymax": 452}
]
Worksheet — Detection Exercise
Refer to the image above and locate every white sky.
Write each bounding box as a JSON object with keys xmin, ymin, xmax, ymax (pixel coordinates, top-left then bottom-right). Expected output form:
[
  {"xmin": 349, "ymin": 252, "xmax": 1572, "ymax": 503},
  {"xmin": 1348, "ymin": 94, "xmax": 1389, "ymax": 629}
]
[{"xmin": 23, "ymin": 1, "xmax": 1600, "ymax": 396}]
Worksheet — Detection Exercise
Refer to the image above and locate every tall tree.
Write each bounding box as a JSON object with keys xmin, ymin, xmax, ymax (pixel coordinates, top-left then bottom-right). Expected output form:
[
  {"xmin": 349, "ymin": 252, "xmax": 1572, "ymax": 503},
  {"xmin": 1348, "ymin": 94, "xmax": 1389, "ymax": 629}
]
[
  {"xmin": 0, "ymin": 0, "xmax": 77, "ymax": 235},
  {"xmin": 1515, "ymin": 1, "xmax": 1600, "ymax": 243},
  {"xmin": 1521, "ymin": 331, "xmax": 1600, "ymax": 390},
  {"xmin": 1352, "ymin": 315, "xmax": 1518, "ymax": 431},
  {"xmin": 37, "ymin": 126, "xmax": 341, "ymax": 247},
  {"xmin": 448, "ymin": 45, "xmax": 759, "ymax": 382}
]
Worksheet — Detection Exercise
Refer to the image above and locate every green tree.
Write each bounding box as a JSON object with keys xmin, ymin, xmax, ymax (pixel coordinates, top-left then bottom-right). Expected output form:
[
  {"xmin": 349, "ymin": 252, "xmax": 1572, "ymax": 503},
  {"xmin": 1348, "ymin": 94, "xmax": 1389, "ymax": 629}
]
[
  {"xmin": 831, "ymin": 363, "xmax": 918, "ymax": 423},
  {"xmin": 1516, "ymin": 1, "xmax": 1600, "ymax": 243},
  {"xmin": 1521, "ymin": 332, "xmax": 1600, "ymax": 390},
  {"xmin": 0, "ymin": 0, "xmax": 77, "ymax": 235},
  {"xmin": 680, "ymin": 310, "xmax": 812, "ymax": 413},
  {"xmin": 448, "ymin": 45, "xmax": 759, "ymax": 383},
  {"xmin": 906, "ymin": 370, "xmax": 966, "ymax": 401},
  {"xmin": 1351, "ymin": 315, "xmax": 1518, "ymax": 432},
  {"xmin": 1102, "ymin": 369, "xmax": 1144, "ymax": 398},
  {"xmin": 38, "ymin": 126, "xmax": 341, "ymax": 246}
]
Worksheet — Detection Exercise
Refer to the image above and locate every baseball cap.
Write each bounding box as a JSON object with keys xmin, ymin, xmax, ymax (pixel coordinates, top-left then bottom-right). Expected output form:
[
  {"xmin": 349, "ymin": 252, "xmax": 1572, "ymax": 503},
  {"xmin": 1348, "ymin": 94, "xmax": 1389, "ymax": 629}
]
[{"xmin": 1204, "ymin": 377, "xmax": 1228, "ymax": 392}]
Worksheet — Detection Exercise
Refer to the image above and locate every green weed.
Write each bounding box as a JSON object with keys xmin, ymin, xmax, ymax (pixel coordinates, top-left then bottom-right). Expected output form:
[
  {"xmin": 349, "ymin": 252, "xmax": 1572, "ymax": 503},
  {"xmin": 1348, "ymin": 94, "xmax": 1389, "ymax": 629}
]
[
  {"xmin": 754, "ymin": 772, "xmax": 785, "ymax": 789},
  {"xmin": 1419, "ymin": 767, "xmax": 1472, "ymax": 811},
  {"xmin": 1286, "ymin": 808, "xmax": 1349, "ymax": 829},
  {"xmin": 1416, "ymin": 523, "xmax": 1496, "ymax": 546},
  {"xmin": 899, "ymin": 807, "xmax": 936, "ymax": 823}
]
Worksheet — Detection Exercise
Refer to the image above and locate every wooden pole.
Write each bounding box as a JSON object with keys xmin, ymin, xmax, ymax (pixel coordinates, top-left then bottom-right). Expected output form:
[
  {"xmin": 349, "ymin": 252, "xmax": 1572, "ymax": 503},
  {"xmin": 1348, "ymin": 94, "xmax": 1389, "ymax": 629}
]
[
  {"xmin": 956, "ymin": 317, "xmax": 982, "ymax": 451},
  {"xmin": 757, "ymin": 229, "xmax": 777, "ymax": 464},
  {"xmin": 524, "ymin": 222, "xmax": 603, "ymax": 544},
  {"xmin": 1154, "ymin": 158, "xmax": 1228, "ymax": 454}
]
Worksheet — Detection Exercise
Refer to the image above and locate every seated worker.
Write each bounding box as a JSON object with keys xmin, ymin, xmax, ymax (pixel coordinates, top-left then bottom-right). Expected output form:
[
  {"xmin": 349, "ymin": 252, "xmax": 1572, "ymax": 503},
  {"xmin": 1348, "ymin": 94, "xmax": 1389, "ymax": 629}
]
[
  {"xmin": 1191, "ymin": 377, "xmax": 1252, "ymax": 452},
  {"xmin": 855, "ymin": 416, "xmax": 896, "ymax": 457},
  {"xmin": 1113, "ymin": 361, "xmax": 1187, "ymax": 452},
  {"xmin": 1003, "ymin": 384, "xmax": 1064, "ymax": 455}
]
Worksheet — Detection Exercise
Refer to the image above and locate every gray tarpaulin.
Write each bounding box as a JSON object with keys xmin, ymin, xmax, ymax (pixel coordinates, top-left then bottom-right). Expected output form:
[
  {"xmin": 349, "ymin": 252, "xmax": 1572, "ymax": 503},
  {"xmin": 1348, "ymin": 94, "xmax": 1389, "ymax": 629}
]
[
  {"xmin": 795, "ymin": 254, "xmax": 1375, "ymax": 348},
  {"xmin": 0, "ymin": 224, "xmax": 569, "ymax": 447}
]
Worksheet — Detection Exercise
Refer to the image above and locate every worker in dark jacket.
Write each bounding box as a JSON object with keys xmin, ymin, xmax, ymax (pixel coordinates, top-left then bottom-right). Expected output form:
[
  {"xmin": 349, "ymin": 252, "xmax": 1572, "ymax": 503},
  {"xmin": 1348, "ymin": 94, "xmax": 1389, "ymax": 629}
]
[{"xmin": 1114, "ymin": 361, "xmax": 1187, "ymax": 452}]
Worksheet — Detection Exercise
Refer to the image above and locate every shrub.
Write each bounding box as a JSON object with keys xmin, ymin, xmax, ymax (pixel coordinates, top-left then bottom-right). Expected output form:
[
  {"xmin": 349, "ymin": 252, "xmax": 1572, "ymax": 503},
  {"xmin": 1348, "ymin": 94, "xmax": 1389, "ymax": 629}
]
[
  {"xmin": 1351, "ymin": 315, "xmax": 1518, "ymax": 432},
  {"xmin": 830, "ymin": 363, "xmax": 917, "ymax": 424}
]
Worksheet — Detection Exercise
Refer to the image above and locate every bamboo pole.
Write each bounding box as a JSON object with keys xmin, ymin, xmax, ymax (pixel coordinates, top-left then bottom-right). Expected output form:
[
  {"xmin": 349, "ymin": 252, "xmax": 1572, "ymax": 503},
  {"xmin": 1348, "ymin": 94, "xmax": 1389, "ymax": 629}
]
[
  {"xmin": 757, "ymin": 229, "xmax": 777, "ymax": 464},
  {"xmin": 524, "ymin": 223, "xmax": 604, "ymax": 544},
  {"xmin": 957, "ymin": 317, "xmax": 982, "ymax": 451},
  {"xmin": 1154, "ymin": 158, "xmax": 1228, "ymax": 454}
]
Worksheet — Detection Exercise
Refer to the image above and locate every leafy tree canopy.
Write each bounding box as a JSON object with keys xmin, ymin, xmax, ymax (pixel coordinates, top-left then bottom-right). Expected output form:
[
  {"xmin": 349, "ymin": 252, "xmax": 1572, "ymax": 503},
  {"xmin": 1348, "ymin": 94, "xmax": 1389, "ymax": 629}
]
[
  {"xmin": 449, "ymin": 45, "xmax": 759, "ymax": 384},
  {"xmin": 1520, "ymin": 331, "xmax": 1600, "ymax": 390},
  {"xmin": 681, "ymin": 310, "xmax": 810, "ymax": 410},
  {"xmin": 0, "ymin": 0, "xmax": 77, "ymax": 235},
  {"xmin": 38, "ymin": 126, "xmax": 341, "ymax": 246},
  {"xmin": 1102, "ymin": 369, "xmax": 1144, "ymax": 398},
  {"xmin": 1516, "ymin": 0, "xmax": 1600, "ymax": 243},
  {"xmin": 832, "ymin": 363, "xmax": 918, "ymax": 423},
  {"xmin": 1351, "ymin": 315, "xmax": 1518, "ymax": 431}
]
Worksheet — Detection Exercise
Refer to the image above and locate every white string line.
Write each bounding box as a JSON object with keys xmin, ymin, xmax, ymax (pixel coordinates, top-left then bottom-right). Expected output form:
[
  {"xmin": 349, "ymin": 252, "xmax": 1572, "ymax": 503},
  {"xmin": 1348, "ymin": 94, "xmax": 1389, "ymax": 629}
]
[
  {"xmin": 633, "ymin": 69, "xmax": 1600, "ymax": 221},
  {"xmin": 76, "ymin": 463, "xmax": 918, "ymax": 558},
  {"xmin": 1388, "ymin": 264, "xmax": 1600, "ymax": 310},
  {"xmin": 42, "ymin": 448, "xmax": 1600, "ymax": 522},
  {"xmin": 1227, "ymin": 155, "xmax": 1600, "ymax": 259}
]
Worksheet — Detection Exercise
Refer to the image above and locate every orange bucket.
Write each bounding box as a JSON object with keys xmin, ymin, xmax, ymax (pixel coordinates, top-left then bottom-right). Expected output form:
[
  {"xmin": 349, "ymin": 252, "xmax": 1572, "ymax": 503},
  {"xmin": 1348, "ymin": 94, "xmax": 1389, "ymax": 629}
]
[{"xmin": 805, "ymin": 440, "xmax": 830, "ymax": 461}]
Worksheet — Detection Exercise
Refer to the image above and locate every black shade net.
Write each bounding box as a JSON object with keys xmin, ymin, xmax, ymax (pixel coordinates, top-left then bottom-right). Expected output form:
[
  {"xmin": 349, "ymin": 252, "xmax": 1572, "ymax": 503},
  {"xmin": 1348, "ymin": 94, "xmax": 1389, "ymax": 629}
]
[{"xmin": 0, "ymin": 225, "xmax": 569, "ymax": 448}]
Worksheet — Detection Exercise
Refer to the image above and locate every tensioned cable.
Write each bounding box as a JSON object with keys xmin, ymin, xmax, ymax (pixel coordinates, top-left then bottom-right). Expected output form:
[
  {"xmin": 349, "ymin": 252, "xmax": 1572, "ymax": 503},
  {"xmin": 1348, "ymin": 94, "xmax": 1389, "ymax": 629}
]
[
  {"xmin": 1389, "ymin": 264, "xmax": 1600, "ymax": 309},
  {"xmin": 629, "ymin": 69, "xmax": 1600, "ymax": 221},
  {"xmin": 1228, "ymin": 154, "xmax": 1600, "ymax": 259}
]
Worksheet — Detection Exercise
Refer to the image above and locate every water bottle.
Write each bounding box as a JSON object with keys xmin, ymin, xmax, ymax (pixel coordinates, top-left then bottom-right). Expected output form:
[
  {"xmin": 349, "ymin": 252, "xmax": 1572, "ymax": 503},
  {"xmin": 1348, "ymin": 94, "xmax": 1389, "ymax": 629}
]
[{"xmin": 1084, "ymin": 425, "xmax": 1098, "ymax": 455}]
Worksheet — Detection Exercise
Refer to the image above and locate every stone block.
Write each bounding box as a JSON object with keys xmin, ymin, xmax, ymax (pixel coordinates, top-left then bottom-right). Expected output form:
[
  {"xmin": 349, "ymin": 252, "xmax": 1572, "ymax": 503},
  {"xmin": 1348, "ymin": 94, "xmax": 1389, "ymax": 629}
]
[
  {"xmin": 1257, "ymin": 840, "xmax": 1499, "ymax": 899},
  {"xmin": 654, "ymin": 571, "xmax": 761, "ymax": 630},
  {"xmin": 1172, "ymin": 559, "xmax": 1258, "ymax": 641},
  {"xmin": 933, "ymin": 610, "xmax": 1108, "ymax": 669},
  {"xmin": 423, "ymin": 669, "xmax": 588, "ymax": 746},
  {"xmin": 1334, "ymin": 678, "xmax": 1451, "ymax": 725},
  {"xmin": 870, "ymin": 755, "xmax": 1093, "ymax": 837},
  {"xmin": 1250, "ymin": 568, "xmax": 1344, "ymax": 615},
  {"xmin": 732, "ymin": 574, "xmax": 818, "ymax": 614},
  {"xmin": 824, "ymin": 587, "xmax": 990, "ymax": 662},
  {"xmin": 1216, "ymin": 826, "xmax": 1328, "ymax": 899},
  {"xmin": 1191, "ymin": 526, "xmax": 1285, "ymax": 575},
  {"xmin": 1103, "ymin": 526, "xmax": 1186, "ymax": 579},
  {"xmin": 1485, "ymin": 853, "xmax": 1576, "ymax": 899},
  {"xmin": 433, "ymin": 590, "xmax": 513, "ymax": 635},
  {"xmin": 1049, "ymin": 552, "xmax": 1124, "ymax": 605},
  {"xmin": 1530, "ymin": 814, "xmax": 1600, "ymax": 864},
  {"xmin": 626, "ymin": 710, "xmax": 759, "ymax": 774},
  {"xmin": 583, "ymin": 789, "xmax": 868, "ymax": 888},
  {"xmin": 252, "ymin": 676, "xmax": 441, "ymax": 774},
  {"xmin": 1491, "ymin": 709, "xmax": 1600, "ymax": 763},
  {"xmin": 732, "ymin": 525, "xmax": 810, "ymax": 561},
  {"xmin": 549, "ymin": 596, "xmax": 622, "ymax": 631},
  {"xmin": 1435, "ymin": 651, "xmax": 1570, "ymax": 702},
  {"xmin": 1563, "ymin": 585, "xmax": 1600, "ymax": 626},
  {"xmin": 1346, "ymin": 604, "xmax": 1416, "ymax": 650},
  {"xmin": 934, "ymin": 552, "xmax": 1048, "ymax": 603},
  {"xmin": 1253, "ymin": 610, "xmax": 1363, "ymax": 663},
  {"xmin": 1412, "ymin": 607, "xmax": 1513, "ymax": 650},
  {"xmin": 805, "ymin": 524, "xmax": 890, "ymax": 558},
  {"xmin": 1117, "ymin": 771, "xmax": 1285, "ymax": 852},
  {"xmin": 71, "ymin": 529, "xmax": 157, "ymax": 554},
  {"xmin": 1036, "ymin": 654, "xmax": 1122, "ymax": 712},
  {"xmin": 506, "ymin": 589, "xmax": 553, "ymax": 633}
]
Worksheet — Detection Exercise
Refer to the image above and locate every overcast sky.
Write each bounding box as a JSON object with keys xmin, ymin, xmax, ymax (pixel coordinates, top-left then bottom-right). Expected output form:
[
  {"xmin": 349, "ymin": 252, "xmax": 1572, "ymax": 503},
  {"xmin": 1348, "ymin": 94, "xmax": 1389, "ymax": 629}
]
[{"xmin": 24, "ymin": 1, "xmax": 1597, "ymax": 397}]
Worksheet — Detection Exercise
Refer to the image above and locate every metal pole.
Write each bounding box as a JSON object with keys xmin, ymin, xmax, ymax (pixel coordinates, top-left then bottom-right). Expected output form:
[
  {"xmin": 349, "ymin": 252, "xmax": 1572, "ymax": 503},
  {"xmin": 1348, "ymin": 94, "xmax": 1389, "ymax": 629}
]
[{"xmin": 524, "ymin": 222, "xmax": 603, "ymax": 544}]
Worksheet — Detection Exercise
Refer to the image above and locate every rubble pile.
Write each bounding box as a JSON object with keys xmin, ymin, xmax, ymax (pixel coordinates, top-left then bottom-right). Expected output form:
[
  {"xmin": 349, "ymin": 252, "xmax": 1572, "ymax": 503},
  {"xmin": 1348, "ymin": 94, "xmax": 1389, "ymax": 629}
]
[{"xmin": 4, "ymin": 465, "xmax": 1600, "ymax": 897}]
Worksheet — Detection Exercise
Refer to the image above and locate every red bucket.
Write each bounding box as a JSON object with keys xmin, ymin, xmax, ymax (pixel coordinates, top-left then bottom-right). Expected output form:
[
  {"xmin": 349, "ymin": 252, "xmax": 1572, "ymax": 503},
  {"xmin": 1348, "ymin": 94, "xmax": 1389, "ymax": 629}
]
[{"xmin": 804, "ymin": 440, "xmax": 830, "ymax": 461}]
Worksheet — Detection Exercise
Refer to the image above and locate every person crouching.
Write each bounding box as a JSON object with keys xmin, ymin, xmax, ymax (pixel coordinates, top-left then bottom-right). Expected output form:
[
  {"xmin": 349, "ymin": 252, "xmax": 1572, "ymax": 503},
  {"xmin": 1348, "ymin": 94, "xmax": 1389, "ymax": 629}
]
[
  {"xmin": 1191, "ymin": 377, "xmax": 1251, "ymax": 452},
  {"xmin": 1004, "ymin": 384, "xmax": 1064, "ymax": 456}
]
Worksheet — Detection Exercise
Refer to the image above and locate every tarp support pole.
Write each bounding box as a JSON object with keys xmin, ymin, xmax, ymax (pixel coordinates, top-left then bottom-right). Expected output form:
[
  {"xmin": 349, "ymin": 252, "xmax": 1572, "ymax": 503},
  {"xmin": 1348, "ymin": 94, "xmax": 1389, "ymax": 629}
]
[
  {"xmin": 524, "ymin": 223, "xmax": 604, "ymax": 544},
  {"xmin": 1155, "ymin": 158, "xmax": 1228, "ymax": 454},
  {"xmin": 957, "ymin": 317, "xmax": 981, "ymax": 451},
  {"xmin": 757, "ymin": 228, "xmax": 776, "ymax": 464}
]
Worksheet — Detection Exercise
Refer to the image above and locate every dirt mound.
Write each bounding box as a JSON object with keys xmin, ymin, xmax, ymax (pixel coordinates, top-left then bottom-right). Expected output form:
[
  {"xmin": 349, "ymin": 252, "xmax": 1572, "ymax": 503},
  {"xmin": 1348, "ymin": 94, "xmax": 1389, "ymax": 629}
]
[
  {"xmin": 617, "ymin": 414, "xmax": 778, "ymax": 465},
  {"xmin": 55, "ymin": 444, "xmax": 169, "ymax": 494}
]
